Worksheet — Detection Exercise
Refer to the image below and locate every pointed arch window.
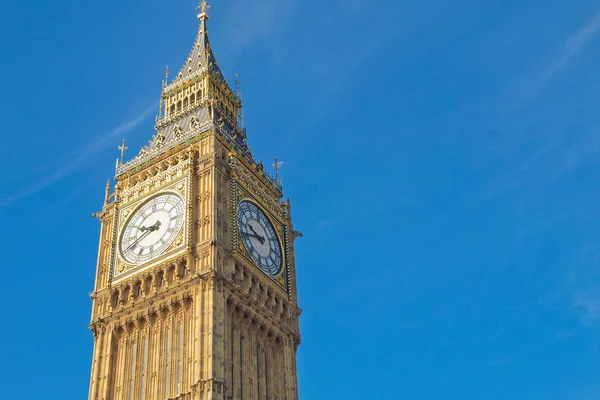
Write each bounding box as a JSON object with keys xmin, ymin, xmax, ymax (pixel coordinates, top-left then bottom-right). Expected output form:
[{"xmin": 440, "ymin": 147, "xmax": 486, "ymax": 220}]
[
  {"xmin": 165, "ymin": 328, "xmax": 171, "ymax": 399},
  {"xmin": 256, "ymin": 342, "xmax": 261, "ymax": 400},
  {"xmin": 140, "ymin": 337, "xmax": 148, "ymax": 400},
  {"xmin": 264, "ymin": 349, "xmax": 269, "ymax": 400},
  {"xmin": 230, "ymin": 325, "xmax": 235, "ymax": 398},
  {"xmin": 239, "ymin": 335, "xmax": 244, "ymax": 400},
  {"xmin": 177, "ymin": 323, "xmax": 183, "ymax": 394},
  {"xmin": 129, "ymin": 342, "xmax": 137, "ymax": 400}
]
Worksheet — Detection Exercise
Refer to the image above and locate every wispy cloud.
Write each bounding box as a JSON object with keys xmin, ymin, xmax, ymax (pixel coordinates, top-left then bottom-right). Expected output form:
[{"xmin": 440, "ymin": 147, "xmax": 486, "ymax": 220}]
[
  {"xmin": 486, "ymin": 354, "xmax": 518, "ymax": 367},
  {"xmin": 553, "ymin": 11, "xmax": 600, "ymax": 75},
  {"xmin": 548, "ymin": 331, "xmax": 579, "ymax": 342},
  {"xmin": 449, "ymin": 10, "xmax": 600, "ymax": 332},
  {"xmin": 573, "ymin": 289, "xmax": 600, "ymax": 326},
  {"xmin": 0, "ymin": 103, "xmax": 155, "ymax": 209},
  {"xmin": 525, "ymin": 10, "xmax": 600, "ymax": 97},
  {"xmin": 226, "ymin": 0, "xmax": 294, "ymax": 50},
  {"xmin": 471, "ymin": 10, "xmax": 600, "ymax": 203}
]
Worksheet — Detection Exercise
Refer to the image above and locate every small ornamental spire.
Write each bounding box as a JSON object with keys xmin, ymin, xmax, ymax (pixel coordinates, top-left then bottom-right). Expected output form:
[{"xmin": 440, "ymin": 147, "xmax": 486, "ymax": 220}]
[
  {"xmin": 104, "ymin": 179, "xmax": 111, "ymax": 205},
  {"xmin": 236, "ymin": 74, "xmax": 245, "ymax": 127},
  {"xmin": 273, "ymin": 157, "xmax": 284, "ymax": 184},
  {"xmin": 197, "ymin": 1, "xmax": 211, "ymax": 21},
  {"xmin": 162, "ymin": 65, "xmax": 170, "ymax": 88},
  {"xmin": 118, "ymin": 139, "xmax": 128, "ymax": 165}
]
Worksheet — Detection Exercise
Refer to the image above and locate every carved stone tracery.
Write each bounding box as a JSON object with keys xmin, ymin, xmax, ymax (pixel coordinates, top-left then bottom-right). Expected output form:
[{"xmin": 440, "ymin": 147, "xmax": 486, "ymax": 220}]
[{"xmin": 89, "ymin": 7, "xmax": 301, "ymax": 399}]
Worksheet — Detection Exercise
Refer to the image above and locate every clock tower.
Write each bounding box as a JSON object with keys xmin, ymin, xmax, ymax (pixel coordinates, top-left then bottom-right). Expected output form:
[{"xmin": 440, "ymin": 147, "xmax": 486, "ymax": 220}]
[{"xmin": 88, "ymin": 3, "xmax": 302, "ymax": 399}]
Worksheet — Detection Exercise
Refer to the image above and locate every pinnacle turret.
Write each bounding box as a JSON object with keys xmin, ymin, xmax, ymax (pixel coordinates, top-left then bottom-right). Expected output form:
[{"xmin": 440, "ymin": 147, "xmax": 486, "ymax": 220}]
[
  {"xmin": 114, "ymin": 2, "xmax": 246, "ymax": 177},
  {"xmin": 165, "ymin": 0, "xmax": 227, "ymax": 91}
]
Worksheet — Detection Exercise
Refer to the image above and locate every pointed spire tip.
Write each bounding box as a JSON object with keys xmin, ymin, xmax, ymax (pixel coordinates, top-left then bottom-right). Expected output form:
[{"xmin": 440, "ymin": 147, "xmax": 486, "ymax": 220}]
[{"xmin": 196, "ymin": 1, "xmax": 211, "ymax": 21}]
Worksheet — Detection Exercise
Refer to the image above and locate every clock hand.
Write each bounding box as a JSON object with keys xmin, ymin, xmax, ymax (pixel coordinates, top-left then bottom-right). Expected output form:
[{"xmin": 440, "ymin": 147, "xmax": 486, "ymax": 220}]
[
  {"xmin": 241, "ymin": 231, "xmax": 266, "ymax": 245},
  {"xmin": 125, "ymin": 229, "xmax": 152, "ymax": 251},
  {"xmin": 140, "ymin": 220, "xmax": 162, "ymax": 233},
  {"xmin": 125, "ymin": 220, "xmax": 163, "ymax": 254},
  {"xmin": 247, "ymin": 225, "xmax": 265, "ymax": 243}
]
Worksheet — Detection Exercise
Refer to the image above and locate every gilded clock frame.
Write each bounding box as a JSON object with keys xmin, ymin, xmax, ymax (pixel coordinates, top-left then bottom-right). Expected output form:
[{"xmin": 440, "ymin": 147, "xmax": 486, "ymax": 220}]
[
  {"xmin": 111, "ymin": 176, "xmax": 192, "ymax": 284},
  {"xmin": 231, "ymin": 178, "xmax": 290, "ymax": 295}
]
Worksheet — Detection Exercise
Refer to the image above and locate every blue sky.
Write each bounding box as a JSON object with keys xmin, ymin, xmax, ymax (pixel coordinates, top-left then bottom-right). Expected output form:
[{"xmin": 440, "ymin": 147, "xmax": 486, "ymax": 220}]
[{"xmin": 1, "ymin": 0, "xmax": 600, "ymax": 398}]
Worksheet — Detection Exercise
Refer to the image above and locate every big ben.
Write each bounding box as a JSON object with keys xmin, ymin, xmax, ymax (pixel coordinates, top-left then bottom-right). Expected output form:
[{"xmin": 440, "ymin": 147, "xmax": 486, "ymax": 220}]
[{"xmin": 87, "ymin": 3, "xmax": 302, "ymax": 399}]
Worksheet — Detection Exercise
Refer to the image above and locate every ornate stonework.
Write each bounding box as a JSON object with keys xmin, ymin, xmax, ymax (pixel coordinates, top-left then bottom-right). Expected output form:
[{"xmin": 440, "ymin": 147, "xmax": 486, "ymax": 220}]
[{"xmin": 88, "ymin": 4, "xmax": 301, "ymax": 400}]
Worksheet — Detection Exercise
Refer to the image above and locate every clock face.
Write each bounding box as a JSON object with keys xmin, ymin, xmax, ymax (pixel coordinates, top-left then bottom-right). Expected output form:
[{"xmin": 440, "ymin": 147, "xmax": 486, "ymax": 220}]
[
  {"xmin": 120, "ymin": 193, "xmax": 185, "ymax": 265},
  {"xmin": 238, "ymin": 200, "xmax": 283, "ymax": 276}
]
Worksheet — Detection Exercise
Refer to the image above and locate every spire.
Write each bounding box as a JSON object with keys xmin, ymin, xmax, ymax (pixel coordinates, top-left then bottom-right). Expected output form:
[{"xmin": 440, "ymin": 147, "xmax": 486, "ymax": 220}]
[
  {"xmin": 197, "ymin": 1, "xmax": 211, "ymax": 21},
  {"xmin": 104, "ymin": 179, "xmax": 111, "ymax": 205},
  {"xmin": 166, "ymin": 0, "xmax": 225, "ymax": 87},
  {"xmin": 273, "ymin": 157, "xmax": 283, "ymax": 184},
  {"xmin": 118, "ymin": 139, "xmax": 128, "ymax": 165},
  {"xmin": 116, "ymin": 1, "xmax": 249, "ymax": 177}
]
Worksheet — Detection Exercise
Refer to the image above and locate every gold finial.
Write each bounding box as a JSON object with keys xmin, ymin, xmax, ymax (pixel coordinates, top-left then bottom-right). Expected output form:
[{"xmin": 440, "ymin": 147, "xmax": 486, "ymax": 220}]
[
  {"xmin": 235, "ymin": 74, "xmax": 245, "ymax": 127},
  {"xmin": 162, "ymin": 66, "xmax": 170, "ymax": 90},
  {"xmin": 235, "ymin": 74, "xmax": 240, "ymax": 95},
  {"xmin": 104, "ymin": 179, "xmax": 111, "ymax": 205},
  {"xmin": 118, "ymin": 139, "xmax": 128, "ymax": 165},
  {"xmin": 197, "ymin": 1, "xmax": 211, "ymax": 20},
  {"xmin": 273, "ymin": 157, "xmax": 284, "ymax": 183}
]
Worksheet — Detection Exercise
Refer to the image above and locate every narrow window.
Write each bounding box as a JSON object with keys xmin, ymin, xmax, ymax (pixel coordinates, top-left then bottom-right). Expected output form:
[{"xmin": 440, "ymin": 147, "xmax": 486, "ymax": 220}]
[
  {"xmin": 264, "ymin": 350, "xmax": 269, "ymax": 400},
  {"xmin": 177, "ymin": 323, "xmax": 183, "ymax": 394},
  {"xmin": 165, "ymin": 328, "xmax": 171, "ymax": 399},
  {"xmin": 256, "ymin": 343, "xmax": 261, "ymax": 400},
  {"xmin": 140, "ymin": 338, "xmax": 147, "ymax": 400},
  {"xmin": 230, "ymin": 325, "xmax": 235, "ymax": 398},
  {"xmin": 129, "ymin": 342, "xmax": 137, "ymax": 400},
  {"xmin": 239, "ymin": 335, "xmax": 244, "ymax": 400}
]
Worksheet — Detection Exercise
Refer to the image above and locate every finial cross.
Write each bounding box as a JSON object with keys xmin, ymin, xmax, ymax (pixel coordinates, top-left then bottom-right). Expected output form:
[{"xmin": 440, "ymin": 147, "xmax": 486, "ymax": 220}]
[
  {"xmin": 118, "ymin": 139, "xmax": 128, "ymax": 164},
  {"xmin": 197, "ymin": 1, "xmax": 211, "ymax": 14},
  {"xmin": 162, "ymin": 65, "xmax": 170, "ymax": 89},
  {"xmin": 272, "ymin": 157, "xmax": 283, "ymax": 181},
  {"xmin": 235, "ymin": 74, "xmax": 240, "ymax": 95}
]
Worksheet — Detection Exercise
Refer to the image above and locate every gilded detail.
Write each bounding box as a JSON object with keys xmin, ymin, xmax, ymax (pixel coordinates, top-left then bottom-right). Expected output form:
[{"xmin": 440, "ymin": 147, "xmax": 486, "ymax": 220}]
[{"xmin": 88, "ymin": 3, "xmax": 301, "ymax": 400}]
